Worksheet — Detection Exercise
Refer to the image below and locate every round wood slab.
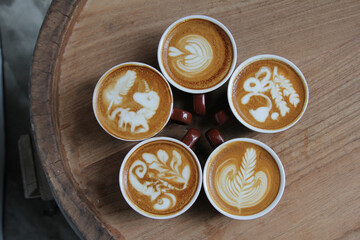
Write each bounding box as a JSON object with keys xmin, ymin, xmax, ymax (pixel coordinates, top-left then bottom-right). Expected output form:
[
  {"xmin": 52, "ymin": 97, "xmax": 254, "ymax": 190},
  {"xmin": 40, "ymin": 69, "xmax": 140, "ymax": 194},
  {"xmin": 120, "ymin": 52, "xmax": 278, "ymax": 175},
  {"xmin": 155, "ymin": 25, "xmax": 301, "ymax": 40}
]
[{"xmin": 31, "ymin": 0, "xmax": 360, "ymax": 239}]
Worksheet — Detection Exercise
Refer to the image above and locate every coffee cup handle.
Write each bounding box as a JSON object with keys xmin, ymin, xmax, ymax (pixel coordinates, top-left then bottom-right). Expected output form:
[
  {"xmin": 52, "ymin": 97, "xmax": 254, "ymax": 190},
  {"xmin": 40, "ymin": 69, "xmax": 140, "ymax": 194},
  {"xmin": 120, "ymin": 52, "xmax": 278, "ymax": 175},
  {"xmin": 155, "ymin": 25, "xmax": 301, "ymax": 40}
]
[
  {"xmin": 193, "ymin": 94, "xmax": 206, "ymax": 116},
  {"xmin": 213, "ymin": 109, "xmax": 231, "ymax": 125},
  {"xmin": 205, "ymin": 128, "xmax": 225, "ymax": 149},
  {"xmin": 181, "ymin": 128, "xmax": 201, "ymax": 148},
  {"xmin": 170, "ymin": 108, "xmax": 193, "ymax": 125}
]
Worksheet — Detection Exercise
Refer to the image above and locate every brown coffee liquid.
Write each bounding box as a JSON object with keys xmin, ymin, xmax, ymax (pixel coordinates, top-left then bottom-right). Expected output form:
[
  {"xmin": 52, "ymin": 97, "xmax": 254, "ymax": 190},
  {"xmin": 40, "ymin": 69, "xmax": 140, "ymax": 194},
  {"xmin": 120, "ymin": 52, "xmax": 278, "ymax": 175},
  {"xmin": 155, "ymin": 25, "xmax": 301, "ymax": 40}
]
[
  {"xmin": 93, "ymin": 64, "xmax": 172, "ymax": 140},
  {"xmin": 122, "ymin": 140, "xmax": 200, "ymax": 217},
  {"xmin": 162, "ymin": 18, "xmax": 234, "ymax": 90},
  {"xmin": 232, "ymin": 59, "xmax": 306, "ymax": 130},
  {"xmin": 206, "ymin": 141, "xmax": 280, "ymax": 216}
]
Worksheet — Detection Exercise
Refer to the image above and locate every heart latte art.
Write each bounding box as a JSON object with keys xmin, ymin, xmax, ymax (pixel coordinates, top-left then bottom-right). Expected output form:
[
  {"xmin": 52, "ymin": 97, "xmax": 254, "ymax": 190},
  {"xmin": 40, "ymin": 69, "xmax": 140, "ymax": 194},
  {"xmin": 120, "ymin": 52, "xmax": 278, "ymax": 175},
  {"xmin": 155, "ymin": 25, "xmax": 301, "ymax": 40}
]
[
  {"xmin": 121, "ymin": 140, "xmax": 200, "ymax": 217},
  {"xmin": 206, "ymin": 140, "xmax": 281, "ymax": 216}
]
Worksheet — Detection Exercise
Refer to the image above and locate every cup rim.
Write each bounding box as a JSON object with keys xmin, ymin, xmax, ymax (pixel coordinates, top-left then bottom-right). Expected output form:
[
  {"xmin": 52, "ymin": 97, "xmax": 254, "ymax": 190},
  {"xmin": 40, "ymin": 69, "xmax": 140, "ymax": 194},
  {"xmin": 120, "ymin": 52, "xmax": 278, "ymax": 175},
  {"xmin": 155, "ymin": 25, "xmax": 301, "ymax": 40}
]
[
  {"xmin": 92, "ymin": 62, "xmax": 174, "ymax": 141},
  {"xmin": 227, "ymin": 54, "xmax": 309, "ymax": 133},
  {"xmin": 157, "ymin": 15, "xmax": 238, "ymax": 94},
  {"xmin": 203, "ymin": 138, "xmax": 286, "ymax": 220},
  {"xmin": 119, "ymin": 136, "xmax": 203, "ymax": 219}
]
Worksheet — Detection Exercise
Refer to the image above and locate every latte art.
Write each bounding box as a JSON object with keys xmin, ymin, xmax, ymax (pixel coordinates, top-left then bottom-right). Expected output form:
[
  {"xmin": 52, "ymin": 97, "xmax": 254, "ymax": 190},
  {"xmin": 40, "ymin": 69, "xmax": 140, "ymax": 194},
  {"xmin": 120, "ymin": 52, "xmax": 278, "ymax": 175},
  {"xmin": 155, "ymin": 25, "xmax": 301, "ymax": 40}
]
[
  {"xmin": 93, "ymin": 63, "xmax": 173, "ymax": 141},
  {"xmin": 231, "ymin": 58, "xmax": 308, "ymax": 131},
  {"xmin": 121, "ymin": 140, "xmax": 201, "ymax": 217},
  {"xmin": 205, "ymin": 140, "xmax": 282, "ymax": 217},
  {"xmin": 105, "ymin": 70, "xmax": 160, "ymax": 133},
  {"xmin": 129, "ymin": 149, "xmax": 190, "ymax": 211},
  {"xmin": 241, "ymin": 66, "xmax": 300, "ymax": 123},
  {"xmin": 159, "ymin": 17, "xmax": 236, "ymax": 92},
  {"xmin": 169, "ymin": 34, "xmax": 213, "ymax": 76},
  {"xmin": 215, "ymin": 148, "xmax": 268, "ymax": 211}
]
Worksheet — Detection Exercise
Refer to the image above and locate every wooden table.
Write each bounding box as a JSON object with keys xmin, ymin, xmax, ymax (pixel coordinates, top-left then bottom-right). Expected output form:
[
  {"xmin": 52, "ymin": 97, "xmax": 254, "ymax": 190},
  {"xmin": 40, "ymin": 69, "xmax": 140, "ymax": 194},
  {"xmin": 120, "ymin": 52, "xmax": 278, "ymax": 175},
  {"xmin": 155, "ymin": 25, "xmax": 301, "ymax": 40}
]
[{"xmin": 30, "ymin": 0, "xmax": 360, "ymax": 239}]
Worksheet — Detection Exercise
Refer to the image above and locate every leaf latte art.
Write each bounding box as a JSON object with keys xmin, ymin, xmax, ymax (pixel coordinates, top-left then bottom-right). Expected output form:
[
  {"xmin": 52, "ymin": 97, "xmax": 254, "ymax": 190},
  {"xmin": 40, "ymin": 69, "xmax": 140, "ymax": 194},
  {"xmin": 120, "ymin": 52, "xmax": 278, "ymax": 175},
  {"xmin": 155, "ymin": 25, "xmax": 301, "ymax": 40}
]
[
  {"xmin": 169, "ymin": 34, "xmax": 213, "ymax": 77},
  {"xmin": 215, "ymin": 148, "xmax": 268, "ymax": 211}
]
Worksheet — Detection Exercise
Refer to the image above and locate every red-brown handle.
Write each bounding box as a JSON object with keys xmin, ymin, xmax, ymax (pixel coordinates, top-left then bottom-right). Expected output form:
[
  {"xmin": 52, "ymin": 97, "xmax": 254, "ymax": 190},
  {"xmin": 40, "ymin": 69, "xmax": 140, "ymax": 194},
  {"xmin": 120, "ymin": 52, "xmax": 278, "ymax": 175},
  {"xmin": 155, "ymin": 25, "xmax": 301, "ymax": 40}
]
[
  {"xmin": 213, "ymin": 109, "xmax": 231, "ymax": 125},
  {"xmin": 193, "ymin": 94, "xmax": 206, "ymax": 116},
  {"xmin": 170, "ymin": 108, "xmax": 192, "ymax": 125},
  {"xmin": 181, "ymin": 128, "xmax": 201, "ymax": 148},
  {"xmin": 205, "ymin": 128, "xmax": 225, "ymax": 149}
]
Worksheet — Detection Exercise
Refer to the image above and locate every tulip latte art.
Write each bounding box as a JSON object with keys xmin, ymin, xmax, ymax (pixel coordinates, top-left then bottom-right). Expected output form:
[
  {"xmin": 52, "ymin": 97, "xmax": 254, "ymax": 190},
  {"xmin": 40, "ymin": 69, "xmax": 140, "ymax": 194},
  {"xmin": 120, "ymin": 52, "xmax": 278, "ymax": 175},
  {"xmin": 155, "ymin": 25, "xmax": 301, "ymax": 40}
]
[
  {"xmin": 93, "ymin": 64, "xmax": 172, "ymax": 140},
  {"xmin": 168, "ymin": 34, "xmax": 213, "ymax": 77},
  {"xmin": 160, "ymin": 18, "xmax": 234, "ymax": 90},
  {"xmin": 122, "ymin": 140, "xmax": 200, "ymax": 216},
  {"xmin": 206, "ymin": 141, "xmax": 280, "ymax": 216}
]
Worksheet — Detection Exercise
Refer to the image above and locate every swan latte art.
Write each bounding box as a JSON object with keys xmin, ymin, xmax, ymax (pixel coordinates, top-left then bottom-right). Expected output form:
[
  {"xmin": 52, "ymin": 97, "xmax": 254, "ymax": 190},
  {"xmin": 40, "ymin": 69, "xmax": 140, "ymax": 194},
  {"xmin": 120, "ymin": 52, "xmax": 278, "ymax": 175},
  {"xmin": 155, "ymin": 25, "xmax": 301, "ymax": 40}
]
[
  {"xmin": 205, "ymin": 140, "xmax": 282, "ymax": 217},
  {"xmin": 120, "ymin": 139, "xmax": 201, "ymax": 218},
  {"xmin": 159, "ymin": 16, "xmax": 235, "ymax": 92},
  {"xmin": 230, "ymin": 56, "xmax": 308, "ymax": 131},
  {"xmin": 93, "ymin": 63, "xmax": 173, "ymax": 141}
]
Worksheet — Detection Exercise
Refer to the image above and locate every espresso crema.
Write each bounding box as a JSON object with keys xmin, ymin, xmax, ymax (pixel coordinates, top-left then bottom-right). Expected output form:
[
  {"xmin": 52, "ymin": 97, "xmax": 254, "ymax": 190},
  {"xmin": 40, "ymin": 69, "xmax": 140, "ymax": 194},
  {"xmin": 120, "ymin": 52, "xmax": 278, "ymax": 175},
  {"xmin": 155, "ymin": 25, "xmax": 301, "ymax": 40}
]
[
  {"xmin": 121, "ymin": 140, "xmax": 200, "ymax": 217},
  {"xmin": 160, "ymin": 18, "xmax": 234, "ymax": 90},
  {"xmin": 232, "ymin": 59, "xmax": 307, "ymax": 130},
  {"xmin": 93, "ymin": 64, "xmax": 173, "ymax": 140},
  {"xmin": 206, "ymin": 140, "xmax": 281, "ymax": 216}
]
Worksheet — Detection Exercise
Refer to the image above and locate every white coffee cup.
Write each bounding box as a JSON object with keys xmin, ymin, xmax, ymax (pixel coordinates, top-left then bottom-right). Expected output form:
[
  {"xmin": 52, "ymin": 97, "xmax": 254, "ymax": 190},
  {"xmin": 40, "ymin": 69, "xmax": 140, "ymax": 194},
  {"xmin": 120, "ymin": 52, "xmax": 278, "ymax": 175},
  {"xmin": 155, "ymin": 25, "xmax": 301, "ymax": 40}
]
[
  {"xmin": 204, "ymin": 128, "xmax": 285, "ymax": 220},
  {"xmin": 119, "ymin": 129, "xmax": 202, "ymax": 219},
  {"xmin": 227, "ymin": 54, "xmax": 309, "ymax": 133},
  {"xmin": 92, "ymin": 62, "xmax": 193, "ymax": 141},
  {"xmin": 158, "ymin": 15, "xmax": 237, "ymax": 115}
]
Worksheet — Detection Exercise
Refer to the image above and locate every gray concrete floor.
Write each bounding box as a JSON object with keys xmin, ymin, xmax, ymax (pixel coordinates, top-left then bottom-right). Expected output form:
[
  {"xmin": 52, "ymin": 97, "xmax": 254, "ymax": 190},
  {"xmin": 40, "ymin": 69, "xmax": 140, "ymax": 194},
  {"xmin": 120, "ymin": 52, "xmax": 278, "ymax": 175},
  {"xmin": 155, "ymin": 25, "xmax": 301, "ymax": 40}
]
[{"xmin": 0, "ymin": 0, "xmax": 79, "ymax": 239}]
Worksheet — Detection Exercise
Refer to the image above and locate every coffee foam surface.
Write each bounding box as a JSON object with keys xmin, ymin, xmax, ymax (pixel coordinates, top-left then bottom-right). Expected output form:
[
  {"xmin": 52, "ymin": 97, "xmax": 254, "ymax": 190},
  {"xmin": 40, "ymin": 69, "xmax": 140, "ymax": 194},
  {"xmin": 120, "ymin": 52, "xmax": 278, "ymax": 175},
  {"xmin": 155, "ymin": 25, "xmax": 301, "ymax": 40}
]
[
  {"xmin": 232, "ymin": 59, "xmax": 306, "ymax": 130},
  {"xmin": 161, "ymin": 18, "xmax": 234, "ymax": 90},
  {"xmin": 122, "ymin": 140, "xmax": 200, "ymax": 217},
  {"xmin": 206, "ymin": 141, "xmax": 280, "ymax": 216},
  {"xmin": 93, "ymin": 64, "xmax": 172, "ymax": 140}
]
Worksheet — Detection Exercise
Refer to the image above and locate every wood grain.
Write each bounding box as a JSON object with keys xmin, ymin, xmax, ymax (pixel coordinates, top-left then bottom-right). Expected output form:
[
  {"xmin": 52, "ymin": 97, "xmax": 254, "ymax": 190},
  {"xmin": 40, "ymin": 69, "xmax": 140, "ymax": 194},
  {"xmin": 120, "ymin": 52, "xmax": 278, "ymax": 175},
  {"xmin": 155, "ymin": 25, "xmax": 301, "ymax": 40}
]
[{"xmin": 31, "ymin": 0, "xmax": 360, "ymax": 239}]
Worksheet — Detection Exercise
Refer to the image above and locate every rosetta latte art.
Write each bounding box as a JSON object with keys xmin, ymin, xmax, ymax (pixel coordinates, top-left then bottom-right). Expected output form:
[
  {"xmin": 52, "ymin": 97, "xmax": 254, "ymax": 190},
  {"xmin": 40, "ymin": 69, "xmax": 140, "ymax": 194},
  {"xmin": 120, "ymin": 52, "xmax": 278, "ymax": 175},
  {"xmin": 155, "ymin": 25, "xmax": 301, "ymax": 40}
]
[
  {"xmin": 169, "ymin": 34, "xmax": 213, "ymax": 76},
  {"xmin": 241, "ymin": 66, "xmax": 300, "ymax": 123},
  {"xmin": 129, "ymin": 149, "xmax": 190, "ymax": 211},
  {"xmin": 215, "ymin": 148, "xmax": 268, "ymax": 211},
  {"xmin": 105, "ymin": 70, "xmax": 160, "ymax": 133}
]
